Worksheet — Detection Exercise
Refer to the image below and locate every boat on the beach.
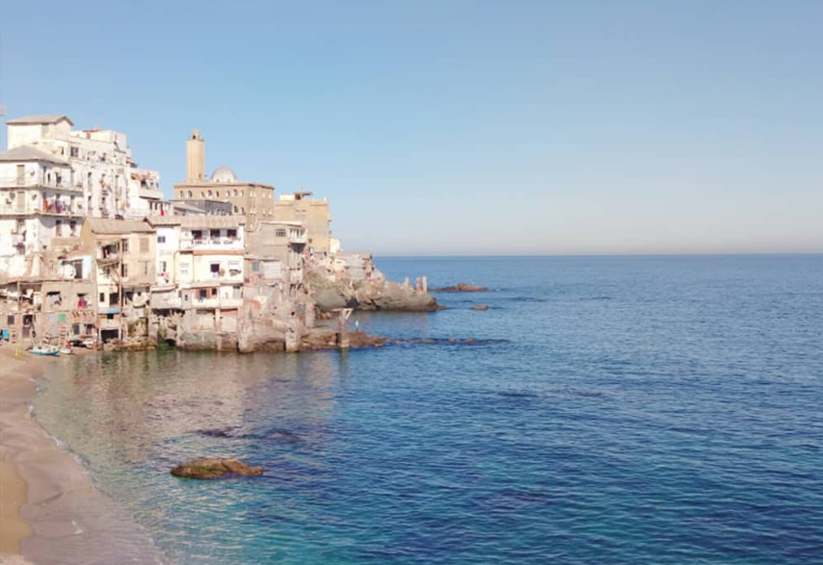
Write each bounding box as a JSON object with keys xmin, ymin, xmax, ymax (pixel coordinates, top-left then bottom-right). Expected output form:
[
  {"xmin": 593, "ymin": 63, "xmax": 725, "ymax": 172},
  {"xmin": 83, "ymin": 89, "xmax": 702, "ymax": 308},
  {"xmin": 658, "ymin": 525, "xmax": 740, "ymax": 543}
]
[{"xmin": 29, "ymin": 345, "xmax": 60, "ymax": 356}]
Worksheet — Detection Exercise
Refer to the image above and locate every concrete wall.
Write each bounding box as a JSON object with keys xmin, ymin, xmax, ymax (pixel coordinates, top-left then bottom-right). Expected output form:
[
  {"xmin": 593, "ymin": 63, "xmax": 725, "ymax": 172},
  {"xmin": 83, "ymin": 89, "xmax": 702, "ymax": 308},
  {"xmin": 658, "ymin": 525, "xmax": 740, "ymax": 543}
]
[{"xmin": 273, "ymin": 196, "xmax": 331, "ymax": 252}]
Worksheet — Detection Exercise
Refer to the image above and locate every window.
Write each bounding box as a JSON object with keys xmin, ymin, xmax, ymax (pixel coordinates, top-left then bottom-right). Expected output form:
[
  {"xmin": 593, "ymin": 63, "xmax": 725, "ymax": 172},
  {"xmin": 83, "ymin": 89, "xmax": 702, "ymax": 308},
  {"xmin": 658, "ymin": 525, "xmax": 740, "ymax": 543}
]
[
  {"xmin": 215, "ymin": 191, "xmax": 220, "ymax": 198},
  {"xmin": 210, "ymin": 263, "xmax": 221, "ymax": 278},
  {"xmin": 7, "ymin": 315, "xmax": 14, "ymax": 326},
  {"xmin": 234, "ymin": 190, "xmax": 238, "ymax": 197},
  {"xmin": 122, "ymin": 240, "xmax": 129, "ymax": 253},
  {"xmin": 188, "ymin": 190, "xmax": 193, "ymax": 198},
  {"xmin": 70, "ymin": 146, "xmax": 80, "ymax": 158},
  {"xmin": 122, "ymin": 263, "xmax": 129, "ymax": 278},
  {"xmin": 140, "ymin": 237, "xmax": 149, "ymax": 252},
  {"xmin": 276, "ymin": 229, "xmax": 286, "ymax": 238},
  {"xmin": 227, "ymin": 229, "xmax": 237, "ymax": 239},
  {"xmin": 70, "ymin": 220, "xmax": 77, "ymax": 235},
  {"xmin": 228, "ymin": 260, "xmax": 241, "ymax": 276},
  {"xmin": 192, "ymin": 230, "xmax": 203, "ymax": 242},
  {"xmin": 159, "ymin": 260, "xmax": 167, "ymax": 273},
  {"xmin": 142, "ymin": 261, "xmax": 150, "ymax": 275},
  {"xmin": 157, "ymin": 235, "xmax": 166, "ymax": 244},
  {"xmin": 198, "ymin": 289, "xmax": 208, "ymax": 300},
  {"xmin": 233, "ymin": 205, "xmax": 238, "ymax": 213},
  {"xmin": 252, "ymin": 261, "xmax": 260, "ymax": 272},
  {"xmin": 55, "ymin": 220, "xmax": 63, "ymax": 237},
  {"xmin": 99, "ymin": 292, "xmax": 105, "ymax": 303},
  {"xmin": 180, "ymin": 262, "xmax": 190, "ymax": 276}
]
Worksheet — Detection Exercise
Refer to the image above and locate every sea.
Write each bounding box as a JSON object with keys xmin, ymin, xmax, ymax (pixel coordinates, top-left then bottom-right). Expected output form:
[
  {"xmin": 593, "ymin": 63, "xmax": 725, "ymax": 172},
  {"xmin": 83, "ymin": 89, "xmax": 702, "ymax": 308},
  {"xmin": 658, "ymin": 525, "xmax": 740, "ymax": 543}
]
[{"xmin": 33, "ymin": 255, "xmax": 823, "ymax": 565}]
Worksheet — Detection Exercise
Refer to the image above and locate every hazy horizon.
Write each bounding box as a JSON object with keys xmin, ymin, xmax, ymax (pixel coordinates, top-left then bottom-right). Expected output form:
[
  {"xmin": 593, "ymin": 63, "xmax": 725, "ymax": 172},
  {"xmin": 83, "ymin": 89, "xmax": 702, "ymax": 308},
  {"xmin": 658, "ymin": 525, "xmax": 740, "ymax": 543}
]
[{"xmin": 2, "ymin": 1, "xmax": 822, "ymax": 255}]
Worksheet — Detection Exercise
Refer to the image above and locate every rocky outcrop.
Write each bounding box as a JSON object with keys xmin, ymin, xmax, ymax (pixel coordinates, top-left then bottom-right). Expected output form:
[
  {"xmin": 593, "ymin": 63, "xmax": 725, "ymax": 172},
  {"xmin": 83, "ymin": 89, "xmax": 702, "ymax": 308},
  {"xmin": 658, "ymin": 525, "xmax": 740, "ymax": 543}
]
[
  {"xmin": 176, "ymin": 331, "xmax": 238, "ymax": 352},
  {"xmin": 471, "ymin": 304, "xmax": 490, "ymax": 311},
  {"xmin": 306, "ymin": 274, "xmax": 440, "ymax": 312},
  {"xmin": 170, "ymin": 458, "xmax": 263, "ymax": 479},
  {"xmin": 430, "ymin": 282, "xmax": 489, "ymax": 292},
  {"xmin": 299, "ymin": 328, "xmax": 388, "ymax": 351}
]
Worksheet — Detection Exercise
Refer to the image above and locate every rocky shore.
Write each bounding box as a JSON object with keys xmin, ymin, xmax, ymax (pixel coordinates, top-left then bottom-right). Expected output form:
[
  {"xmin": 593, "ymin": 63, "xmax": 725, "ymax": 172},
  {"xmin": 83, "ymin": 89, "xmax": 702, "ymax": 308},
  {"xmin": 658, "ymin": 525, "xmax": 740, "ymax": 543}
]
[{"xmin": 306, "ymin": 273, "xmax": 441, "ymax": 312}]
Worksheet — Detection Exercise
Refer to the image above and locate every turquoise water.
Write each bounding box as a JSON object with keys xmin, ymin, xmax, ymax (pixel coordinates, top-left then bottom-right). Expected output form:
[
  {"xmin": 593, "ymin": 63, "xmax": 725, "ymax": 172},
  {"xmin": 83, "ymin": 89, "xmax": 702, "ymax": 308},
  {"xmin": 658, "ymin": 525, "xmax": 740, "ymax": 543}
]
[{"xmin": 36, "ymin": 256, "xmax": 823, "ymax": 564}]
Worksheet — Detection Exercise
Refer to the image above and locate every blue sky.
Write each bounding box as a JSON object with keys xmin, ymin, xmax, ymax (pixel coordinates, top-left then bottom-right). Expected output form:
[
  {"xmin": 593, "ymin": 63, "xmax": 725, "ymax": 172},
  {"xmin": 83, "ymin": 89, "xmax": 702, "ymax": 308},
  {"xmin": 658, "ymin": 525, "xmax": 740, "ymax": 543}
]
[{"xmin": 2, "ymin": 1, "xmax": 821, "ymax": 255}]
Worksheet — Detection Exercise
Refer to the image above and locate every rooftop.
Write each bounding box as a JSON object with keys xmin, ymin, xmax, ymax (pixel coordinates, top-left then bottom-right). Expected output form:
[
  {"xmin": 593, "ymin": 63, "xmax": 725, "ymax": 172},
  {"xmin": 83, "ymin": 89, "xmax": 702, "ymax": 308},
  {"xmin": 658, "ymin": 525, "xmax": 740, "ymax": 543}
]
[
  {"xmin": 0, "ymin": 145, "xmax": 68, "ymax": 165},
  {"xmin": 84, "ymin": 218, "xmax": 155, "ymax": 234},
  {"xmin": 7, "ymin": 114, "xmax": 74, "ymax": 126},
  {"xmin": 148, "ymin": 216, "xmax": 245, "ymax": 229}
]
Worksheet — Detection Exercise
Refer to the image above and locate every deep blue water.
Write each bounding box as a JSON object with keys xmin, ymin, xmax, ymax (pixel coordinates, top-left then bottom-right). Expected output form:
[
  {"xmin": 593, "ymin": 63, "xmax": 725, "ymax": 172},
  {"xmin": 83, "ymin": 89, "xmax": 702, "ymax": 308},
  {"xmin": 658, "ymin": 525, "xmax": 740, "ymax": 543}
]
[{"xmin": 36, "ymin": 255, "xmax": 823, "ymax": 565}]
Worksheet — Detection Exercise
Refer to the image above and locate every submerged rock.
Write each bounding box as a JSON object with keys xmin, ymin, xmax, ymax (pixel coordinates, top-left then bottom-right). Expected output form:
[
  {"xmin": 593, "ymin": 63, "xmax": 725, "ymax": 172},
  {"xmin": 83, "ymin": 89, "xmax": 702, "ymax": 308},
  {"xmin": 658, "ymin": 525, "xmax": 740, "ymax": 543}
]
[
  {"xmin": 170, "ymin": 458, "xmax": 263, "ymax": 479},
  {"xmin": 471, "ymin": 304, "xmax": 490, "ymax": 311},
  {"xmin": 431, "ymin": 282, "xmax": 489, "ymax": 293}
]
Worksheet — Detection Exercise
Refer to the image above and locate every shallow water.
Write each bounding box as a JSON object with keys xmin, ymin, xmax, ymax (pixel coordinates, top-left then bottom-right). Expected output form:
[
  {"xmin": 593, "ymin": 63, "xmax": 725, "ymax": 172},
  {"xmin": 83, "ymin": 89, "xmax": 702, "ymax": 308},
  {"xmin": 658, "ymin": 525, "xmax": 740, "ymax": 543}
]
[{"xmin": 36, "ymin": 255, "xmax": 823, "ymax": 564}]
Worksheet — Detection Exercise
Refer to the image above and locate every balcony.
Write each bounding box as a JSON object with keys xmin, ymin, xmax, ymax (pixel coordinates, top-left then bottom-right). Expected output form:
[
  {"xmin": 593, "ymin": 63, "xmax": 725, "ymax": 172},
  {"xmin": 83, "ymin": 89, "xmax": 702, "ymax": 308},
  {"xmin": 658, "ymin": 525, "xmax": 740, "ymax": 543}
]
[
  {"xmin": 0, "ymin": 176, "xmax": 81, "ymax": 192},
  {"xmin": 181, "ymin": 236, "xmax": 243, "ymax": 251},
  {"xmin": 138, "ymin": 187, "xmax": 164, "ymax": 200},
  {"xmin": 220, "ymin": 296, "xmax": 244, "ymax": 309}
]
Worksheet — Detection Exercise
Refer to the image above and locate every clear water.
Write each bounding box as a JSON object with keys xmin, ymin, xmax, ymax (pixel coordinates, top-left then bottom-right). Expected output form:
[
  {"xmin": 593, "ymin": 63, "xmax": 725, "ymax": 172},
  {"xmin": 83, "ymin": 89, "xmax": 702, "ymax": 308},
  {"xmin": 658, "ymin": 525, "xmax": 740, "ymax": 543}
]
[{"xmin": 36, "ymin": 256, "xmax": 823, "ymax": 565}]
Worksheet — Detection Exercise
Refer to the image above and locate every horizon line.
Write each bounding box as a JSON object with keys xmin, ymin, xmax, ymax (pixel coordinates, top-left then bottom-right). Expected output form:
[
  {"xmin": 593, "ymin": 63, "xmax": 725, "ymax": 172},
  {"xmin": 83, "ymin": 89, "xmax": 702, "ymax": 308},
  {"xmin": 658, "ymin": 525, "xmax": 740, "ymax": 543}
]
[{"xmin": 370, "ymin": 251, "xmax": 823, "ymax": 259}]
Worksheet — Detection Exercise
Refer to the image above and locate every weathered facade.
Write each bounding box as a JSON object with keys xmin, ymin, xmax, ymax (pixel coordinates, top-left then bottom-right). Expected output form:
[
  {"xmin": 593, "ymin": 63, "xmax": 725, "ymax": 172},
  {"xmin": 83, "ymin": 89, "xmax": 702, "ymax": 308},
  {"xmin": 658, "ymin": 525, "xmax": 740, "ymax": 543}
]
[{"xmin": 273, "ymin": 192, "xmax": 333, "ymax": 253}]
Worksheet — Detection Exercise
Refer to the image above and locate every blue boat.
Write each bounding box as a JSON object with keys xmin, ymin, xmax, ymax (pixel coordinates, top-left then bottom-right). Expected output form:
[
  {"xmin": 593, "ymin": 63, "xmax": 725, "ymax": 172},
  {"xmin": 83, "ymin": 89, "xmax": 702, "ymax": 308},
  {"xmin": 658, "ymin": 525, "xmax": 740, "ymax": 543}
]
[{"xmin": 29, "ymin": 345, "xmax": 60, "ymax": 356}]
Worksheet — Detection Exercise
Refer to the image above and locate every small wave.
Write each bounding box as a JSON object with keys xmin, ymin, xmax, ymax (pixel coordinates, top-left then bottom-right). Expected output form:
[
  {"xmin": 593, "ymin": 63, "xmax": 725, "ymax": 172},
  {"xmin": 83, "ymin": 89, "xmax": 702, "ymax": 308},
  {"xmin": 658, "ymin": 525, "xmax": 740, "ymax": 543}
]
[
  {"xmin": 392, "ymin": 338, "xmax": 510, "ymax": 346},
  {"xmin": 503, "ymin": 296, "xmax": 549, "ymax": 303},
  {"xmin": 497, "ymin": 390, "xmax": 540, "ymax": 399}
]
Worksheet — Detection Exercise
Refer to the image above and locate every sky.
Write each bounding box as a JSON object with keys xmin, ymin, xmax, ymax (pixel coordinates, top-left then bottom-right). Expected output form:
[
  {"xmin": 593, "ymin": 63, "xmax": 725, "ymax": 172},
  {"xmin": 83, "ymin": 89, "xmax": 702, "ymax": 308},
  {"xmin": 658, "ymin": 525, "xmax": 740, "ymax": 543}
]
[{"xmin": 1, "ymin": 0, "xmax": 822, "ymax": 255}]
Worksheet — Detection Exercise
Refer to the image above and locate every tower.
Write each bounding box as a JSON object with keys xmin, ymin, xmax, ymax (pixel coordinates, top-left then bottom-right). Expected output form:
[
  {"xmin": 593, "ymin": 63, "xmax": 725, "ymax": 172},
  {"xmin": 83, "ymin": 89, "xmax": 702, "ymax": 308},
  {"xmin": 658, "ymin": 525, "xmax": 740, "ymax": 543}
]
[{"xmin": 186, "ymin": 129, "xmax": 205, "ymax": 182}]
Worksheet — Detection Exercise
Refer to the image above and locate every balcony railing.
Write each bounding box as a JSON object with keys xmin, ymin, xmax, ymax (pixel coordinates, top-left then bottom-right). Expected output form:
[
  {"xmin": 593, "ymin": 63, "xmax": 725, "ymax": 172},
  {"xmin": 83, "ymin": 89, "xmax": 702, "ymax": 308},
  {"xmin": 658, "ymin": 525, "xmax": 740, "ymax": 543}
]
[
  {"xmin": 0, "ymin": 176, "xmax": 81, "ymax": 191},
  {"xmin": 183, "ymin": 237, "xmax": 241, "ymax": 249}
]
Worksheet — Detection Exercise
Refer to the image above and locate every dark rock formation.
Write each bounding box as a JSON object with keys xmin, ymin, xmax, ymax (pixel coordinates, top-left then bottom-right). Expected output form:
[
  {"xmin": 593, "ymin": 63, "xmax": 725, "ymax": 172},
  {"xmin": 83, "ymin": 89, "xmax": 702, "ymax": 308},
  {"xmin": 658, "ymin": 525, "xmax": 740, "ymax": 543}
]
[
  {"xmin": 170, "ymin": 458, "xmax": 263, "ymax": 479},
  {"xmin": 431, "ymin": 282, "xmax": 489, "ymax": 292},
  {"xmin": 306, "ymin": 274, "xmax": 440, "ymax": 313},
  {"xmin": 299, "ymin": 328, "xmax": 388, "ymax": 351},
  {"xmin": 346, "ymin": 331, "xmax": 389, "ymax": 348},
  {"xmin": 471, "ymin": 305, "xmax": 490, "ymax": 311}
]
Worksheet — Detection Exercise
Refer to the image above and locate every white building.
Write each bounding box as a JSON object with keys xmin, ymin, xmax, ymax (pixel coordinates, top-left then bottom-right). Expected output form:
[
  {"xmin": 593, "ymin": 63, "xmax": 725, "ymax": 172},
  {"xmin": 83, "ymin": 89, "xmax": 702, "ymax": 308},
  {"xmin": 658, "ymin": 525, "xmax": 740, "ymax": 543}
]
[
  {"xmin": 0, "ymin": 114, "xmax": 171, "ymax": 279},
  {"xmin": 147, "ymin": 215, "xmax": 245, "ymax": 316}
]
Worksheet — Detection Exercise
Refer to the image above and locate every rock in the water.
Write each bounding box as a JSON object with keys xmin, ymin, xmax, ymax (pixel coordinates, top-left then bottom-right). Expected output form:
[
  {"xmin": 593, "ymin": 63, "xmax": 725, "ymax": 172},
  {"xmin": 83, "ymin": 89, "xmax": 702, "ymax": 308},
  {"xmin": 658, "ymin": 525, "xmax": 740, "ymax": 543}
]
[
  {"xmin": 431, "ymin": 282, "xmax": 488, "ymax": 293},
  {"xmin": 471, "ymin": 304, "xmax": 490, "ymax": 311},
  {"xmin": 170, "ymin": 458, "xmax": 263, "ymax": 480}
]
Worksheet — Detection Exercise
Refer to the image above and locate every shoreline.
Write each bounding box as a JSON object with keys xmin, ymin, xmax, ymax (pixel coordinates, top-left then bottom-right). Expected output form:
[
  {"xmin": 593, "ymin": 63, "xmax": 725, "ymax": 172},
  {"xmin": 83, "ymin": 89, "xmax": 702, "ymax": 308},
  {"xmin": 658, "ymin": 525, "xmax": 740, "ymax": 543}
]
[{"xmin": 0, "ymin": 347, "xmax": 164, "ymax": 565}]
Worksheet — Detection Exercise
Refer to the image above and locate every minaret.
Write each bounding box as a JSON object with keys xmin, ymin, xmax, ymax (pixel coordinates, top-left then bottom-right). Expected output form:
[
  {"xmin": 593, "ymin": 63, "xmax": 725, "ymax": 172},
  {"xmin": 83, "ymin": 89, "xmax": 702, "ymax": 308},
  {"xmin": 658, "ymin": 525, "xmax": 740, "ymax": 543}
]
[{"xmin": 186, "ymin": 129, "xmax": 205, "ymax": 182}]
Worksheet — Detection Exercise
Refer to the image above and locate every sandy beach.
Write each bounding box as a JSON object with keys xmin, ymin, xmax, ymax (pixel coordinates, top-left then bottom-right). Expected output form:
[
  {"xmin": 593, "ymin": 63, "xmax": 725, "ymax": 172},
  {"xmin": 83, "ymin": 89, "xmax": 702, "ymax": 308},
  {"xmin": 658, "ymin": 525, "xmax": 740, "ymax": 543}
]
[
  {"xmin": 0, "ymin": 347, "xmax": 164, "ymax": 565},
  {"xmin": 1, "ymin": 346, "xmax": 53, "ymax": 565}
]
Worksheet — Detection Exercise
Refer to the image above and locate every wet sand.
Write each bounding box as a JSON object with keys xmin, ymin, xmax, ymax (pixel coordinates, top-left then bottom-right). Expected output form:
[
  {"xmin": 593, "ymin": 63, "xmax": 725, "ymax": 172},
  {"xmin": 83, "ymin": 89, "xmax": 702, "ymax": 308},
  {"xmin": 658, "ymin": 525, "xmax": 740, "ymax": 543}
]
[
  {"xmin": 0, "ymin": 347, "xmax": 163, "ymax": 565},
  {"xmin": 1, "ymin": 347, "xmax": 51, "ymax": 564}
]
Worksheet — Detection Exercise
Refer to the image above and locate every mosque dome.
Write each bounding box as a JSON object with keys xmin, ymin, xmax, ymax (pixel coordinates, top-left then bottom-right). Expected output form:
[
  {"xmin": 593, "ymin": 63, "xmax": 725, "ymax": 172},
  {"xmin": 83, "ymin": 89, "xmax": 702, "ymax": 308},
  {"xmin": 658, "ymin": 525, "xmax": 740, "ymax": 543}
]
[{"xmin": 210, "ymin": 166, "xmax": 237, "ymax": 183}]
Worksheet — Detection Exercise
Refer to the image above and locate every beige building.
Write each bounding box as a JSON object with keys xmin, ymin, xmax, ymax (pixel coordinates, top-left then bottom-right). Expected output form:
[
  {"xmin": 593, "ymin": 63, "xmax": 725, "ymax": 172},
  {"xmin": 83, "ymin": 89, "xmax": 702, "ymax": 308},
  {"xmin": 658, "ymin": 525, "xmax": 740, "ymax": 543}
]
[
  {"xmin": 80, "ymin": 219, "xmax": 156, "ymax": 342},
  {"xmin": 273, "ymin": 192, "xmax": 333, "ymax": 253},
  {"xmin": 173, "ymin": 130, "xmax": 274, "ymax": 229}
]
